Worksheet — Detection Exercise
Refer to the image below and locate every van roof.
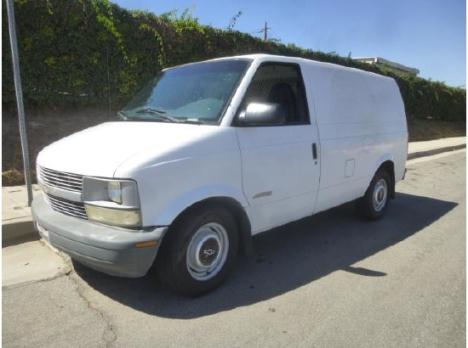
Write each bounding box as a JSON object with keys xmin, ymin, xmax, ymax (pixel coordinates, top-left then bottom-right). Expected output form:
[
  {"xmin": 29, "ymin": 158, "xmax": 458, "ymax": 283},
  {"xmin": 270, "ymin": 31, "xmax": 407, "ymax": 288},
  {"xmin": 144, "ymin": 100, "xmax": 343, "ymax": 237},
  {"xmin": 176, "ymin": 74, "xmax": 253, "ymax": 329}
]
[{"xmin": 204, "ymin": 53, "xmax": 394, "ymax": 82}]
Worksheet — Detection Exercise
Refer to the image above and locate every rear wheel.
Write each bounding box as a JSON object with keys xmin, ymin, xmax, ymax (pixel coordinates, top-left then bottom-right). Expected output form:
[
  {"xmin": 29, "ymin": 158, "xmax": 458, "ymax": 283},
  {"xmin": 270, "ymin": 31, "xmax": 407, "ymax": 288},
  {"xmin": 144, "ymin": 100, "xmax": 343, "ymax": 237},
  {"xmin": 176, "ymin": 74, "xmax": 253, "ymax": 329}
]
[
  {"xmin": 359, "ymin": 169, "xmax": 391, "ymax": 220},
  {"xmin": 156, "ymin": 204, "xmax": 239, "ymax": 296}
]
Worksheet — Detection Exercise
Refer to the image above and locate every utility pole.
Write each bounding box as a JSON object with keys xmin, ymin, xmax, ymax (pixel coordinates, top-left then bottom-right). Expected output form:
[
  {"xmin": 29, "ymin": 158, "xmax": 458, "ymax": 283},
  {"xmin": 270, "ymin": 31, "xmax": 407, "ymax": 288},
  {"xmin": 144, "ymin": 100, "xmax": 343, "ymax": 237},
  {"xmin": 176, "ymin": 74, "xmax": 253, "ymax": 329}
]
[
  {"xmin": 6, "ymin": 0, "xmax": 33, "ymax": 206},
  {"xmin": 263, "ymin": 21, "xmax": 270, "ymax": 41}
]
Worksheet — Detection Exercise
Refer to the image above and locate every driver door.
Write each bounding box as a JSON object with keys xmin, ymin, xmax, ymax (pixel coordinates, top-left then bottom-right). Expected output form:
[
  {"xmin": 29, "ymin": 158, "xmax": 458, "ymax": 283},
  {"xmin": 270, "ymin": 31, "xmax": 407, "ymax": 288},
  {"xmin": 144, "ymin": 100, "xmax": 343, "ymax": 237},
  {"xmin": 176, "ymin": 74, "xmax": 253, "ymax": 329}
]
[{"xmin": 234, "ymin": 62, "xmax": 321, "ymax": 233}]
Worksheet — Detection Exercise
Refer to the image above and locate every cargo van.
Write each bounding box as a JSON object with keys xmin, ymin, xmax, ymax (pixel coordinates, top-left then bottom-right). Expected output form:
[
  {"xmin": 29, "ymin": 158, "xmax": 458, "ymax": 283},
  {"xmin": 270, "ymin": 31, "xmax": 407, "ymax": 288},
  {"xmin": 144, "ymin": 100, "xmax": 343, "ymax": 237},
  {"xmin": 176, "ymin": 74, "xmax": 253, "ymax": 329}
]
[{"xmin": 32, "ymin": 54, "xmax": 408, "ymax": 296}]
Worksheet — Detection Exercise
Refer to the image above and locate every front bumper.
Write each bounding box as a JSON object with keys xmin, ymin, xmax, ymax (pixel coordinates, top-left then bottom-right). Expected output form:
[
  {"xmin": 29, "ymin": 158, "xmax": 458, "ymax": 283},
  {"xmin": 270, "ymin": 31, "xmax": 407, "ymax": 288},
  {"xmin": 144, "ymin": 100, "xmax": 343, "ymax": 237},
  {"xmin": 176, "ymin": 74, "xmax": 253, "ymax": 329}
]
[{"xmin": 32, "ymin": 193, "xmax": 167, "ymax": 278}]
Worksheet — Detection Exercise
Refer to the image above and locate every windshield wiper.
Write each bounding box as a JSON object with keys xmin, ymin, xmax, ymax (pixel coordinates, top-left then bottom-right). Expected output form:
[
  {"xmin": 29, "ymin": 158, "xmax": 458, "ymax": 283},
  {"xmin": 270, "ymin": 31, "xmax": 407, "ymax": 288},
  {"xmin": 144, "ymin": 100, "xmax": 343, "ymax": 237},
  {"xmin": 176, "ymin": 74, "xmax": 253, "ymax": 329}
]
[
  {"xmin": 118, "ymin": 108, "xmax": 211, "ymax": 125},
  {"xmin": 134, "ymin": 107, "xmax": 181, "ymax": 123},
  {"xmin": 117, "ymin": 110, "xmax": 128, "ymax": 120}
]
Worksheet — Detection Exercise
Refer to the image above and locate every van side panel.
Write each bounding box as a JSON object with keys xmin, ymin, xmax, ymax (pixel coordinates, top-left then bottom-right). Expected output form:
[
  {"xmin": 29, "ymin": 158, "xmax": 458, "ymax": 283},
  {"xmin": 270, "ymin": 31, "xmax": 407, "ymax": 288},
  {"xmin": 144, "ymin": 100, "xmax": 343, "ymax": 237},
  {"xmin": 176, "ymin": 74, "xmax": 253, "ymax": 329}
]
[{"xmin": 302, "ymin": 64, "xmax": 408, "ymax": 214}]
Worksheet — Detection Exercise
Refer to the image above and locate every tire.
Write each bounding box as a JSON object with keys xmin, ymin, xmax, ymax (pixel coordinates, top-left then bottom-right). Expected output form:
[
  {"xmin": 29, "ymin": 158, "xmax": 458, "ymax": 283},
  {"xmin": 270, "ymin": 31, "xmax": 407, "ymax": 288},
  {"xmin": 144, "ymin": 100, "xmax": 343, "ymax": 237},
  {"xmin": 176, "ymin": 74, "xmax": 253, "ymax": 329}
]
[
  {"xmin": 156, "ymin": 204, "xmax": 239, "ymax": 297},
  {"xmin": 358, "ymin": 169, "xmax": 392, "ymax": 220}
]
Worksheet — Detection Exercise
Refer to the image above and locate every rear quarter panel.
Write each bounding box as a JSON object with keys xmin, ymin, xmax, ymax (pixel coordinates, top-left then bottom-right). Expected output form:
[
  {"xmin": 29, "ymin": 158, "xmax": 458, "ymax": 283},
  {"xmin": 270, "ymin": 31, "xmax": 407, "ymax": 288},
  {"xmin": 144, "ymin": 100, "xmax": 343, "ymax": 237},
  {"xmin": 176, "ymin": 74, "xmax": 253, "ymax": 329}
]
[{"xmin": 301, "ymin": 63, "xmax": 408, "ymax": 213}]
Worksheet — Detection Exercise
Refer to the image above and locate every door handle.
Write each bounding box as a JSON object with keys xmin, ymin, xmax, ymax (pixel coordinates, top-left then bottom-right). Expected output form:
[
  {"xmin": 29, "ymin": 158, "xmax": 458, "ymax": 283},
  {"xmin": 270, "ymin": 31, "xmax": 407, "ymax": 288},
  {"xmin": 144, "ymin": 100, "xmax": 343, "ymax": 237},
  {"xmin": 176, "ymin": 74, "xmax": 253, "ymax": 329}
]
[{"xmin": 312, "ymin": 143, "xmax": 318, "ymax": 160}]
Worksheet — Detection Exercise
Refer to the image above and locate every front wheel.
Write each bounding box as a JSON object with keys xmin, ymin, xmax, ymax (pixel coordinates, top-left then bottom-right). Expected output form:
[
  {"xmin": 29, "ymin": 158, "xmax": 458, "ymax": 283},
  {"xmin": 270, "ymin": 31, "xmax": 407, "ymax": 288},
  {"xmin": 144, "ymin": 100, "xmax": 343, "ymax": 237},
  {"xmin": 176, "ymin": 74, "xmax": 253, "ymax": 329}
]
[
  {"xmin": 156, "ymin": 205, "xmax": 239, "ymax": 296},
  {"xmin": 358, "ymin": 169, "xmax": 391, "ymax": 220}
]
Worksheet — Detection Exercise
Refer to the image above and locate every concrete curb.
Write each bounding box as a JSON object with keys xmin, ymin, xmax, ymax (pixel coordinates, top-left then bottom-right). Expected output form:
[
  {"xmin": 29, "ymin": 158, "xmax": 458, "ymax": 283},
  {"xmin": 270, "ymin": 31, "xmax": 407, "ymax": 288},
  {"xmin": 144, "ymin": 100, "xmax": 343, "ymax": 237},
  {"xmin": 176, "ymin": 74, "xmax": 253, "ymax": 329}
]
[
  {"xmin": 407, "ymin": 144, "xmax": 466, "ymax": 160},
  {"xmin": 2, "ymin": 184, "xmax": 40, "ymax": 247},
  {"xmin": 3, "ymin": 220, "xmax": 39, "ymax": 247}
]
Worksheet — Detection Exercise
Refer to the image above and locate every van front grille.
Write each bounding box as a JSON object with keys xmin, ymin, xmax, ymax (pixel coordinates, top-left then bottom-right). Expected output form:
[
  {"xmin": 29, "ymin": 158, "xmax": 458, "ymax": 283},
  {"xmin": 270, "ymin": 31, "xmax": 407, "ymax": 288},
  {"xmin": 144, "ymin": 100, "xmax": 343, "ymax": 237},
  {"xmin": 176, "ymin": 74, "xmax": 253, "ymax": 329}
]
[
  {"xmin": 39, "ymin": 166, "xmax": 83, "ymax": 192},
  {"xmin": 45, "ymin": 194, "xmax": 87, "ymax": 220}
]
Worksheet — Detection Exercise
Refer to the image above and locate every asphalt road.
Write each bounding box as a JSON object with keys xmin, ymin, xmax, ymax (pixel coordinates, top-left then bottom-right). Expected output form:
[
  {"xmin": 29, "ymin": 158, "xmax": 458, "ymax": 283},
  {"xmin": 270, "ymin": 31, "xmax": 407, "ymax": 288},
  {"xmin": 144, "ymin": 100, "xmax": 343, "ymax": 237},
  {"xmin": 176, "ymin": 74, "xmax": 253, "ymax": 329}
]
[{"xmin": 3, "ymin": 151, "xmax": 466, "ymax": 348}]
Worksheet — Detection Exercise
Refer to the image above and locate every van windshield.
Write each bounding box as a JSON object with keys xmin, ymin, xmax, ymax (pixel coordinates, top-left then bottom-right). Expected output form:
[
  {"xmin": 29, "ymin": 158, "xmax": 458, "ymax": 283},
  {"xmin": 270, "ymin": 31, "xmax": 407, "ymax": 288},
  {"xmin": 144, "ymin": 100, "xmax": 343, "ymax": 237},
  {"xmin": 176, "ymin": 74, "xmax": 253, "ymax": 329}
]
[{"xmin": 119, "ymin": 59, "xmax": 251, "ymax": 124}]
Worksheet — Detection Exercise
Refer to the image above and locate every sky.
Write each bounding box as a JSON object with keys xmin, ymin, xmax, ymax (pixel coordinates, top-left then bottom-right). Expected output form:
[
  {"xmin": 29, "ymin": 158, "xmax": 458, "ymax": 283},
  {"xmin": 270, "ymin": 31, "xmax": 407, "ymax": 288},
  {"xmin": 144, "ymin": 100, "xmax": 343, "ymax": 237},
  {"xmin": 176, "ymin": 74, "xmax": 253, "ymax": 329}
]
[{"xmin": 113, "ymin": 0, "xmax": 466, "ymax": 87}]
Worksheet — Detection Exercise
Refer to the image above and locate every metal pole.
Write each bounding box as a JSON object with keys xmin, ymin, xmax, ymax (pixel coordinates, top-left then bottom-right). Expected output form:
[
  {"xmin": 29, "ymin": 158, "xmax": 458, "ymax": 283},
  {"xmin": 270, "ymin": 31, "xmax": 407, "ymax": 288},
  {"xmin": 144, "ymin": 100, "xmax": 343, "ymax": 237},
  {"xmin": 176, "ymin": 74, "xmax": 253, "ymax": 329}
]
[
  {"xmin": 6, "ymin": 0, "xmax": 33, "ymax": 206},
  {"xmin": 106, "ymin": 46, "xmax": 112, "ymax": 116}
]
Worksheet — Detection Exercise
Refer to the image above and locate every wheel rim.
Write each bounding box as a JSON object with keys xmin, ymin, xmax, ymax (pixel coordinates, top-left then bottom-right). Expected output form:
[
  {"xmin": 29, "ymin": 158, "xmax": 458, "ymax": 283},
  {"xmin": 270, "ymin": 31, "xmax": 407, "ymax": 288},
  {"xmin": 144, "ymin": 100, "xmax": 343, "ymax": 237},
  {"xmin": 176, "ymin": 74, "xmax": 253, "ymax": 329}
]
[
  {"xmin": 186, "ymin": 222, "xmax": 229, "ymax": 281},
  {"xmin": 372, "ymin": 178, "xmax": 388, "ymax": 212}
]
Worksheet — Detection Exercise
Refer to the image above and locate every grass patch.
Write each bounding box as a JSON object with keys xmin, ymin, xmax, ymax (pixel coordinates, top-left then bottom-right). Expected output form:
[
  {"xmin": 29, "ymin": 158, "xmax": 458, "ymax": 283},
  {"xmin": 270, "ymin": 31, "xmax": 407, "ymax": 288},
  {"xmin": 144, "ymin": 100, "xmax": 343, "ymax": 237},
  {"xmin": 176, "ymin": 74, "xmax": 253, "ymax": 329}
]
[
  {"xmin": 408, "ymin": 118, "xmax": 466, "ymax": 142},
  {"xmin": 2, "ymin": 169, "xmax": 25, "ymax": 186}
]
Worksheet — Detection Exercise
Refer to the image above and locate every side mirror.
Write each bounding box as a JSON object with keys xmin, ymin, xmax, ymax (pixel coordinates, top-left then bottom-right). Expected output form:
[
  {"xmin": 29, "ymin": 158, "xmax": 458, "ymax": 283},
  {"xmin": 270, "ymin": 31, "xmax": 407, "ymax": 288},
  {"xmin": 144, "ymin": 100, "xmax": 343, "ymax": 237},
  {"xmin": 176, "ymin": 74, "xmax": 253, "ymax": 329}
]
[{"xmin": 237, "ymin": 102, "xmax": 285, "ymax": 126}]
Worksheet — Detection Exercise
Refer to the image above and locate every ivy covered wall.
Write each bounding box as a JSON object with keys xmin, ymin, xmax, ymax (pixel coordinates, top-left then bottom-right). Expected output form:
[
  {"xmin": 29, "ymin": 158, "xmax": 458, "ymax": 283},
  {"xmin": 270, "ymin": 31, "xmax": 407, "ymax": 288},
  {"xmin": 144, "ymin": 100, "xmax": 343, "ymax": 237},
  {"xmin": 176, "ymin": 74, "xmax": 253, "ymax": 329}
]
[{"xmin": 2, "ymin": 0, "xmax": 465, "ymax": 121}]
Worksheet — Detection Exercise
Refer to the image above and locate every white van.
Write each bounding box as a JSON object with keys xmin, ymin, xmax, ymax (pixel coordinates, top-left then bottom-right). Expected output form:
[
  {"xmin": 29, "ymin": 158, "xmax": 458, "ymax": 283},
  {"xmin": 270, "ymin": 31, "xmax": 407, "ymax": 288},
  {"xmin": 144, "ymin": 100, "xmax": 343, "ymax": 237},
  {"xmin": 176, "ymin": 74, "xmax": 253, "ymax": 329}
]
[{"xmin": 32, "ymin": 54, "xmax": 408, "ymax": 296}]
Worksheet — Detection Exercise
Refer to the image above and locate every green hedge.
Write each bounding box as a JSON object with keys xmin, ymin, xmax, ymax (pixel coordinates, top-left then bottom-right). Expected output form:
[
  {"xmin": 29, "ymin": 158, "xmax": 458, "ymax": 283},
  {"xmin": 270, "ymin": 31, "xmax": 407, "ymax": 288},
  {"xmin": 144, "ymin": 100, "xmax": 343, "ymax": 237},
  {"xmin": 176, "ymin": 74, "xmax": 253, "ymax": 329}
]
[{"xmin": 2, "ymin": 0, "xmax": 466, "ymax": 121}]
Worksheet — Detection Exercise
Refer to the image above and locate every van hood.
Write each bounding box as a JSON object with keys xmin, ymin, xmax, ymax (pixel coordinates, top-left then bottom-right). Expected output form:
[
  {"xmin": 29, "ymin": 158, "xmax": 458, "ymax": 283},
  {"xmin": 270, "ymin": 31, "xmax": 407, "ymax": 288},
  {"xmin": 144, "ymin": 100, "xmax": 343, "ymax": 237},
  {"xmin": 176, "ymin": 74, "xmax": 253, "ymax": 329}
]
[{"xmin": 37, "ymin": 122, "xmax": 221, "ymax": 177}]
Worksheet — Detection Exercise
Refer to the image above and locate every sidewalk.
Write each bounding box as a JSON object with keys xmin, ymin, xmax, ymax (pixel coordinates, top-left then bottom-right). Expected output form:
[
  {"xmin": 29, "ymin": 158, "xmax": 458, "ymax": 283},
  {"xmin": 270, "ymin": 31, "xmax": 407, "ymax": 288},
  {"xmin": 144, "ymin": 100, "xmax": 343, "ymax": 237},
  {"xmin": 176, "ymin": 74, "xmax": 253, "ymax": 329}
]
[
  {"xmin": 3, "ymin": 240, "xmax": 70, "ymax": 287},
  {"xmin": 407, "ymin": 136, "xmax": 466, "ymax": 159},
  {"xmin": 2, "ymin": 136, "xmax": 465, "ymax": 247},
  {"xmin": 2, "ymin": 184, "xmax": 41, "ymax": 247}
]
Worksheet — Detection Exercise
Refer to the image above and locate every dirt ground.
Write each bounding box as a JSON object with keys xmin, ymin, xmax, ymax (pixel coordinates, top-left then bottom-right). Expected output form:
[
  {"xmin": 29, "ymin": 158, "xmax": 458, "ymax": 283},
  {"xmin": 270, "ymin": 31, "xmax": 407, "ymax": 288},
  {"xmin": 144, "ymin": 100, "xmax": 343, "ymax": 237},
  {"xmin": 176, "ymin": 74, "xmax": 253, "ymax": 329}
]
[
  {"xmin": 2, "ymin": 108, "xmax": 465, "ymax": 185},
  {"xmin": 408, "ymin": 117, "xmax": 466, "ymax": 141},
  {"xmin": 3, "ymin": 108, "xmax": 113, "ymax": 185}
]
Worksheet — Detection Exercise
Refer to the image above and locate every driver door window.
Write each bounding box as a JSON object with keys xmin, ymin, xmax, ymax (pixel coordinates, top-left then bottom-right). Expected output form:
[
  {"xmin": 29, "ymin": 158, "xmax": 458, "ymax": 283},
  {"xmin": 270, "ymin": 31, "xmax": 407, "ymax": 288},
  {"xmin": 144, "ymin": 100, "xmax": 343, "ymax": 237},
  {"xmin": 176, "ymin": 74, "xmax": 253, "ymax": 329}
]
[{"xmin": 239, "ymin": 63, "xmax": 310, "ymax": 125}]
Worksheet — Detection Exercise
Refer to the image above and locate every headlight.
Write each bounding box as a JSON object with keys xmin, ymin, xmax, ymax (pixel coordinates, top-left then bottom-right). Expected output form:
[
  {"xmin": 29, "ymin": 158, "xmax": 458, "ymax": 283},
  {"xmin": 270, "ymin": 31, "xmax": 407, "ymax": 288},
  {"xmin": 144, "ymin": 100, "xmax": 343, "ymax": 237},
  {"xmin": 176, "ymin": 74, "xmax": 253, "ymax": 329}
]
[
  {"xmin": 85, "ymin": 204, "xmax": 140, "ymax": 227},
  {"xmin": 108, "ymin": 181, "xmax": 122, "ymax": 204},
  {"xmin": 82, "ymin": 177, "xmax": 141, "ymax": 228}
]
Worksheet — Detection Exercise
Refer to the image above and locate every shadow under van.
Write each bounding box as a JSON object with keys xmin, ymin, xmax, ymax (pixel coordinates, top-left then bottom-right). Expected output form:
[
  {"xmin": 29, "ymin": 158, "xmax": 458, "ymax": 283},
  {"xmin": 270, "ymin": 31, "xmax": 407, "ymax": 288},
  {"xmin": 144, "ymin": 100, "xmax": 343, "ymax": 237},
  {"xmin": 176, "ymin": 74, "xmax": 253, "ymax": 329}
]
[{"xmin": 73, "ymin": 192, "xmax": 457, "ymax": 319}]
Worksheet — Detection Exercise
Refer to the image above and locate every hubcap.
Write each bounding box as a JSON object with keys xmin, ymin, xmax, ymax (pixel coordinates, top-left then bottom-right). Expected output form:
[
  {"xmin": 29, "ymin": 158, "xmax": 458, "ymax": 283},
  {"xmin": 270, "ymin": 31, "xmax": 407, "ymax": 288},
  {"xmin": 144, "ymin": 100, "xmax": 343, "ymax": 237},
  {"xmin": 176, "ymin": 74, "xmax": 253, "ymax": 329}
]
[
  {"xmin": 372, "ymin": 178, "xmax": 388, "ymax": 212},
  {"xmin": 186, "ymin": 222, "xmax": 229, "ymax": 281}
]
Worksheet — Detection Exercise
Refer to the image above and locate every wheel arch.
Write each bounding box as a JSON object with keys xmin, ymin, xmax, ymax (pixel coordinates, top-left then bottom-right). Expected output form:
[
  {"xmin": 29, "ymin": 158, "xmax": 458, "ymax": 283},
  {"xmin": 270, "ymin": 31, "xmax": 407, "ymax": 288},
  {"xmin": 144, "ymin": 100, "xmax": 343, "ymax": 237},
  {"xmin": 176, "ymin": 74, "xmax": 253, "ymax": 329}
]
[
  {"xmin": 373, "ymin": 159, "xmax": 396, "ymax": 198},
  {"xmin": 162, "ymin": 196, "xmax": 253, "ymax": 256}
]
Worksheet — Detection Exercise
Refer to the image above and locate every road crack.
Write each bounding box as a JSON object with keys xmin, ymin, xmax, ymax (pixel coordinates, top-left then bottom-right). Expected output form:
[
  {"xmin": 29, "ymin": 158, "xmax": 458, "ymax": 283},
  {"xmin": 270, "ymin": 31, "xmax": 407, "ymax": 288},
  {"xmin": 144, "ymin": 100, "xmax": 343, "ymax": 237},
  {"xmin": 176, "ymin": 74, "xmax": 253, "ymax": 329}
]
[
  {"xmin": 30, "ymin": 240, "xmax": 117, "ymax": 346},
  {"xmin": 67, "ymin": 271, "xmax": 117, "ymax": 347}
]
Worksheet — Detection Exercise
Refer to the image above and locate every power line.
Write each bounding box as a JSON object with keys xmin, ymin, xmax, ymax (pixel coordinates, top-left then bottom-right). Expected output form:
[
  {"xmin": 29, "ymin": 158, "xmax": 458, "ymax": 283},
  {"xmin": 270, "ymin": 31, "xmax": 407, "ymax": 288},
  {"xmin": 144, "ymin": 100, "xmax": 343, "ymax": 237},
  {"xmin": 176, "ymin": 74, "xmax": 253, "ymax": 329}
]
[
  {"xmin": 248, "ymin": 20, "xmax": 273, "ymax": 41},
  {"xmin": 266, "ymin": 28, "xmax": 281, "ymax": 43}
]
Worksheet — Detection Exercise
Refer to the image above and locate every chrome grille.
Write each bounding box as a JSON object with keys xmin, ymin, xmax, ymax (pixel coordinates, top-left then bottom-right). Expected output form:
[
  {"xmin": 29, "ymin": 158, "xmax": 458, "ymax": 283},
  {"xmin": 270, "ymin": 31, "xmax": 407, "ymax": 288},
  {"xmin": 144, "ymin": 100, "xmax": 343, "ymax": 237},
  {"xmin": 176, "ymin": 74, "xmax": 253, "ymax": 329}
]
[
  {"xmin": 45, "ymin": 194, "xmax": 87, "ymax": 219},
  {"xmin": 39, "ymin": 167, "xmax": 83, "ymax": 192}
]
